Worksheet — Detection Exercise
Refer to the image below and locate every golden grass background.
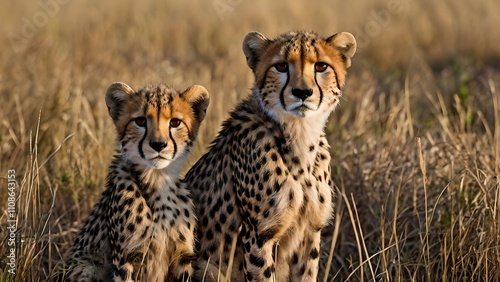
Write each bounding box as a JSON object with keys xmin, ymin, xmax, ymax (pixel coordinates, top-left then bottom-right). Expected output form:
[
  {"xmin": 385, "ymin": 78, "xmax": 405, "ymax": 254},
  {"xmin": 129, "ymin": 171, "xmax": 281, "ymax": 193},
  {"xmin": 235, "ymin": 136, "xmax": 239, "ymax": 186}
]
[{"xmin": 0, "ymin": 0, "xmax": 499, "ymax": 281}]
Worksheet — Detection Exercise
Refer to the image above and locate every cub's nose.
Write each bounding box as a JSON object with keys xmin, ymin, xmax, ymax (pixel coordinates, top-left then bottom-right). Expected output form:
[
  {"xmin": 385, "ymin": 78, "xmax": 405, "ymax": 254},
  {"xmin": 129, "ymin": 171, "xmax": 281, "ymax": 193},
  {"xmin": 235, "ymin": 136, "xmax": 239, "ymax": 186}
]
[
  {"xmin": 291, "ymin": 88, "xmax": 313, "ymax": 101},
  {"xmin": 149, "ymin": 140, "xmax": 167, "ymax": 152}
]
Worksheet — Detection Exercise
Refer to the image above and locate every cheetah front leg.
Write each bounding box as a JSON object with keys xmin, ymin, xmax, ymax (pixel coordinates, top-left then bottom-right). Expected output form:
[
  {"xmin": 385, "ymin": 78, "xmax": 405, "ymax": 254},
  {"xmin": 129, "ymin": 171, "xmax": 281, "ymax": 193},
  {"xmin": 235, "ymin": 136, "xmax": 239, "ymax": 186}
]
[
  {"xmin": 107, "ymin": 193, "xmax": 152, "ymax": 281},
  {"xmin": 241, "ymin": 222, "xmax": 277, "ymax": 282},
  {"xmin": 240, "ymin": 187, "xmax": 303, "ymax": 281},
  {"xmin": 289, "ymin": 230, "xmax": 321, "ymax": 282},
  {"xmin": 110, "ymin": 261, "xmax": 135, "ymax": 282},
  {"xmin": 168, "ymin": 240, "xmax": 196, "ymax": 281}
]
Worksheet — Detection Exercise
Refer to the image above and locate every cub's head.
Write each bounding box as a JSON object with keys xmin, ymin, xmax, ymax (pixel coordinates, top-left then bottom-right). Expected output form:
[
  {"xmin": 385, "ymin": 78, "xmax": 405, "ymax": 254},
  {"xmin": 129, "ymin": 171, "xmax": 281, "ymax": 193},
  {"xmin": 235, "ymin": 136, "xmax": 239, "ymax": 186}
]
[
  {"xmin": 105, "ymin": 82, "xmax": 209, "ymax": 170},
  {"xmin": 243, "ymin": 30, "xmax": 356, "ymax": 119}
]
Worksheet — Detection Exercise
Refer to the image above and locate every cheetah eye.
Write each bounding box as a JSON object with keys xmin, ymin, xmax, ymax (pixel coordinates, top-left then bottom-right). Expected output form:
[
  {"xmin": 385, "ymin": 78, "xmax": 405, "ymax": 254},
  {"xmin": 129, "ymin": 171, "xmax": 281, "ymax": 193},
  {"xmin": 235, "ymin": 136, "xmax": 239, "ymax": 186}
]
[
  {"xmin": 315, "ymin": 62, "xmax": 328, "ymax": 72},
  {"xmin": 274, "ymin": 63, "xmax": 288, "ymax": 73},
  {"xmin": 135, "ymin": 117, "xmax": 147, "ymax": 127},
  {"xmin": 170, "ymin": 118, "xmax": 181, "ymax": 128}
]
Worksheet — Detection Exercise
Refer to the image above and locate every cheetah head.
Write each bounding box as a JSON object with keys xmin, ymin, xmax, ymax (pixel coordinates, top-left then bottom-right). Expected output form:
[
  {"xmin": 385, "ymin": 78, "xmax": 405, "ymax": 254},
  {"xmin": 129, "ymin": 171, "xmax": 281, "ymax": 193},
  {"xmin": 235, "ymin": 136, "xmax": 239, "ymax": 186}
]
[
  {"xmin": 243, "ymin": 30, "xmax": 356, "ymax": 119},
  {"xmin": 105, "ymin": 82, "xmax": 209, "ymax": 170}
]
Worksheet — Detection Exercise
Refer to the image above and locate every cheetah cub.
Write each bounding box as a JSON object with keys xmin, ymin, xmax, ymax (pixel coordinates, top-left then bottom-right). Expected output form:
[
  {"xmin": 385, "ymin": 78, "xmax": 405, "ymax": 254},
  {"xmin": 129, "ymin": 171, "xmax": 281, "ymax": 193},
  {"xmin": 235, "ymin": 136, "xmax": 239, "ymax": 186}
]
[
  {"xmin": 62, "ymin": 82, "xmax": 209, "ymax": 282},
  {"xmin": 185, "ymin": 31, "xmax": 356, "ymax": 281}
]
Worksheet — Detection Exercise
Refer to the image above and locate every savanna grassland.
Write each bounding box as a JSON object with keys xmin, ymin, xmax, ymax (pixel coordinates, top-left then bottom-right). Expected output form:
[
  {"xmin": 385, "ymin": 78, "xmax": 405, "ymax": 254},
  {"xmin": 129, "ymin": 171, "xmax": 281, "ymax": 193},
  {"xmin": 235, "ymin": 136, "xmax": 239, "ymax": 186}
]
[{"xmin": 0, "ymin": 0, "xmax": 499, "ymax": 281}]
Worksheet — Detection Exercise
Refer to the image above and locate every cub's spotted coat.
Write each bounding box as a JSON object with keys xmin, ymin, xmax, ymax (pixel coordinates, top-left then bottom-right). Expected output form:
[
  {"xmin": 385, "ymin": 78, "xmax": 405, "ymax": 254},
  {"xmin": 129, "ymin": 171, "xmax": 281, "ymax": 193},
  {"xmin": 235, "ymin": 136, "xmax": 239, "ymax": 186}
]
[
  {"xmin": 62, "ymin": 82, "xmax": 209, "ymax": 281},
  {"xmin": 186, "ymin": 31, "xmax": 356, "ymax": 281}
]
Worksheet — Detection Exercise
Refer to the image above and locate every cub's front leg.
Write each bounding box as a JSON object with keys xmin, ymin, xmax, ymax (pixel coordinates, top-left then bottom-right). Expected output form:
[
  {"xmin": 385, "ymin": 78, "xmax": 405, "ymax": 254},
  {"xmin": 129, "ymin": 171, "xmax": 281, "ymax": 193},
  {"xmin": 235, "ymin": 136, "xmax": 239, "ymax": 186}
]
[{"xmin": 108, "ymin": 188, "xmax": 153, "ymax": 281}]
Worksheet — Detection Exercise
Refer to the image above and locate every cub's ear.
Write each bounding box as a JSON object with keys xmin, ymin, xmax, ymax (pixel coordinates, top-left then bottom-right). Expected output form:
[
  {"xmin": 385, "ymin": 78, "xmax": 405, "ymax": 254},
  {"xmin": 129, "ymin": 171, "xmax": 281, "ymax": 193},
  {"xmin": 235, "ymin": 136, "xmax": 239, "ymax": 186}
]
[
  {"xmin": 182, "ymin": 85, "xmax": 210, "ymax": 124},
  {"xmin": 105, "ymin": 82, "xmax": 136, "ymax": 123},
  {"xmin": 326, "ymin": 32, "xmax": 357, "ymax": 68},
  {"xmin": 242, "ymin": 31, "xmax": 270, "ymax": 71}
]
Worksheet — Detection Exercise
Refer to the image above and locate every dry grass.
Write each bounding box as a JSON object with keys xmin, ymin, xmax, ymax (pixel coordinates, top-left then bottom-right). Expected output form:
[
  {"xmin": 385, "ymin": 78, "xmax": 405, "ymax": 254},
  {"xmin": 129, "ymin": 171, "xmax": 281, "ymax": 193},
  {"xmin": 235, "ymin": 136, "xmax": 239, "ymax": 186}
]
[{"xmin": 0, "ymin": 0, "xmax": 499, "ymax": 281}]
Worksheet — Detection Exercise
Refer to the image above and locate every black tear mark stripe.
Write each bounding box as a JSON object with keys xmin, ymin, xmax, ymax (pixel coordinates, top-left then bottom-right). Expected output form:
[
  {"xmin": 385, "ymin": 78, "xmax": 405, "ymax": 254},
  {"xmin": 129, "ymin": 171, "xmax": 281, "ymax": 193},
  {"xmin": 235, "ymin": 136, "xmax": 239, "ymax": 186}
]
[
  {"xmin": 314, "ymin": 73, "xmax": 324, "ymax": 107},
  {"xmin": 134, "ymin": 95, "xmax": 151, "ymax": 159},
  {"xmin": 313, "ymin": 44, "xmax": 324, "ymax": 106},
  {"xmin": 331, "ymin": 66, "xmax": 341, "ymax": 90},
  {"xmin": 169, "ymin": 129, "xmax": 177, "ymax": 159},
  {"xmin": 279, "ymin": 69, "xmax": 290, "ymax": 110},
  {"xmin": 138, "ymin": 121, "xmax": 148, "ymax": 159}
]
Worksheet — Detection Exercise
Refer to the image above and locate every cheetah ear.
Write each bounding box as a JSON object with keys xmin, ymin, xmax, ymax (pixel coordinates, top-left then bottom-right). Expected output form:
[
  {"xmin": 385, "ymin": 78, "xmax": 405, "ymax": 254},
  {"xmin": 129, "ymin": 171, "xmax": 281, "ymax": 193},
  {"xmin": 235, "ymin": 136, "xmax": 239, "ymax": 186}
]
[
  {"xmin": 326, "ymin": 32, "xmax": 357, "ymax": 68},
  {"xmin": 182, "ymin": 85, "xmax": 210, "ymax": 124},
  {"xmin": 105, "ymin": 82, "xmax": 136, "ymax": 123},
  {"xmin": 242, "ymin": 31, "xmax": 270, "ymax": 71}
]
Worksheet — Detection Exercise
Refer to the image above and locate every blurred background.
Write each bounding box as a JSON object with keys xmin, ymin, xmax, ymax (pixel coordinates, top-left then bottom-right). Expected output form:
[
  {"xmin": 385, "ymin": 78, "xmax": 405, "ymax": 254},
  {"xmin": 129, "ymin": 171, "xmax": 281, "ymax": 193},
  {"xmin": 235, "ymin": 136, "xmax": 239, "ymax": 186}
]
[{"xmin": 0, "ymin": 0, "xmax": 499, "ymax": 281}]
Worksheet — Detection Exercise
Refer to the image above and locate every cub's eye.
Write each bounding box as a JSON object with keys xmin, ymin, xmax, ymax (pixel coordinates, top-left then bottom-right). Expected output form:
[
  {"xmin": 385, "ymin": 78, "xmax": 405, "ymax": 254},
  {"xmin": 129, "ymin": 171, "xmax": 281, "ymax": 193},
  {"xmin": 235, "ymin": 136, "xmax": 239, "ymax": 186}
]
[
  {"xmin": 170, "ymin": 118, "xmax": 181, "ymax": 128},
  {"xmin": 135, "ymin": 117, "xmax": 147, "ymax": 127},
  {"xmin": 315, "ymin": 62, "xmax": 328, "ymax": 72},
  {"xmin": 274, "ymin": 63, "xmax": 288, "ymax": 73}
]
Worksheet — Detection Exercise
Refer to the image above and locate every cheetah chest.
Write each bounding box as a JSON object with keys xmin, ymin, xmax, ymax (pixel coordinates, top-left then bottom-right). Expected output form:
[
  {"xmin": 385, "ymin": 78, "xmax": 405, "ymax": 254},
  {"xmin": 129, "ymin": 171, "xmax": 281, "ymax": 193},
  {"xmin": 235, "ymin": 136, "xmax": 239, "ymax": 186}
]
[
  {"xmin": 286, "ymin": 144, "xmax": 333, "ymax": 230},
  {"xmin": 146, "ymin": 189, "xmax": 192, "ymax": 257}
]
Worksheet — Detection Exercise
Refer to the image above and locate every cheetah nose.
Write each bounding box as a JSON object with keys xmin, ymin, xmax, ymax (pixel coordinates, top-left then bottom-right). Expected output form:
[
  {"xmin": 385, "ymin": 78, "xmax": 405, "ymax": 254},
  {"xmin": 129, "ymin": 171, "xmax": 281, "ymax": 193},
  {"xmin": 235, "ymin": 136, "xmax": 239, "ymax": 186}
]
[
  {"xmin": 291, "ymin": 88, "xmax": 313, "ymax": 101},
  {"xmin": 149, "ymin": 140, "xmax": 167, "ymax": 152}
]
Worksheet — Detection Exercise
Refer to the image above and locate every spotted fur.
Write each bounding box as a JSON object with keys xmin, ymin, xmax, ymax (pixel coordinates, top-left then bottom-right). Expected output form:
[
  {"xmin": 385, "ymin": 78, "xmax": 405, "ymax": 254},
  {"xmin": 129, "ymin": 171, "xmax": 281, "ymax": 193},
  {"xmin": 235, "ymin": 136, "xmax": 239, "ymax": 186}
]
[
  {"xmin": 185, "ymin": 31, "xmax": 356, "ymax": 282},
  {"xmin": 61, "ymin": 82, "xmax": 209, "ymax": 282}
]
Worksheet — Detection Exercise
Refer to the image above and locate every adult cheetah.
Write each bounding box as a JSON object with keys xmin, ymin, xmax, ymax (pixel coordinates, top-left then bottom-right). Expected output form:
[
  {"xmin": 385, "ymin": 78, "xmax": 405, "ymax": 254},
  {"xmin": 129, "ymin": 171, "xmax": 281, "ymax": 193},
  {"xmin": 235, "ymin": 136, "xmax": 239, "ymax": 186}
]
[
  {"xmin": 61, "ymin": 82, "xmax": 209, "ymax": 281},
  {"xmin": 185, "ymin": 31, "xmax": 356, "ymax": 281}
]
